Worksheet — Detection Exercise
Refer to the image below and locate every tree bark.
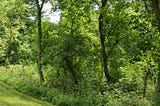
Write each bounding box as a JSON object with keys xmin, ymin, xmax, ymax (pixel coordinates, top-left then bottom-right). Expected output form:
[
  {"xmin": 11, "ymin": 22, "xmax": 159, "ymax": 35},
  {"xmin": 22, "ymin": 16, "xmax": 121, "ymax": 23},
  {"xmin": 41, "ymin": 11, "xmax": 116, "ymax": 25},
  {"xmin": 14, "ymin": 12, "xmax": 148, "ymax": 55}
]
[
  {"xmin": 99, "ymin": 0, "xmax": 113, "ymax": 82},
  {"xmin": 36, "ymin": 0, "xmax": 45, "ymax": 84}
]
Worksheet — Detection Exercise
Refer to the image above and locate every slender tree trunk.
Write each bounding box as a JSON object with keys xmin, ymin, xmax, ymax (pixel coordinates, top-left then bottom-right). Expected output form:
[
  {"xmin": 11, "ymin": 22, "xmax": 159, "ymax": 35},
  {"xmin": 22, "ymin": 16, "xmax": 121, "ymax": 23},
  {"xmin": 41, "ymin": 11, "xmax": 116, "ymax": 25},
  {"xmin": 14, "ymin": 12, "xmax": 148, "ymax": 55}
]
[
  {"xmin": 64, "ymin": 57, "xmax": 78, "ymax": 85},
  {"xmin": 99, "ymin": 0, "xmax": 113, "ymax": 82},
  {"xmin": 143, "ymin": 70, "xmax": 149, "ymax": 97},
  {"xmin": 36, "ymin": 0, "xmax": 45, "ymax": 84}
]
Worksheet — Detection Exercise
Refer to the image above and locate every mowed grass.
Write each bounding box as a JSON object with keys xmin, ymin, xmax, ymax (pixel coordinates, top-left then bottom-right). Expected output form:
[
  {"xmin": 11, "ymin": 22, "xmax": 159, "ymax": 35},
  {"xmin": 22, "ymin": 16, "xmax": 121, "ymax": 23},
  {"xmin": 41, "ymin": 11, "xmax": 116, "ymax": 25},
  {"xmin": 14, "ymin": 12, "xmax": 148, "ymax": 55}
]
[{"xmin": 0, "ymin": 82, "xmax": 53, "ymax": 106}]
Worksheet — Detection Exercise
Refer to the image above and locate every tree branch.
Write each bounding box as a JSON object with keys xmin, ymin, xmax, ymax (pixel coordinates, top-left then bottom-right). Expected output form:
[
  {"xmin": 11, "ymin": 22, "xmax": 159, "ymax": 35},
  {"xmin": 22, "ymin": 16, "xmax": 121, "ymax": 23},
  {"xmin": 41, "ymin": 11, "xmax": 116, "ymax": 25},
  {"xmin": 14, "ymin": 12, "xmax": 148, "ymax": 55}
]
[
  {"xmin": 40, "ymin": 0, "xmax": 45, "ymax": 10},
  {"xmin": 35, "ymin": 0, "xmax": 40, "ymax": 8},
  {"xmin": 35, "ymin": 0, "xmax": 45, "ymax": 10}
]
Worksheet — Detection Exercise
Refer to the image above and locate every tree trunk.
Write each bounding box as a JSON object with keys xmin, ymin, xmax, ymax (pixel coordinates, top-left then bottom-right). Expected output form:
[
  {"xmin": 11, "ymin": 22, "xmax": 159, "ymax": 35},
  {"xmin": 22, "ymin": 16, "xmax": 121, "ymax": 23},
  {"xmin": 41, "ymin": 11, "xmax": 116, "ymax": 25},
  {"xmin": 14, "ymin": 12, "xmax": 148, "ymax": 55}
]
[
  {"xmin": 99, "ymin": 0, "xmax": 113, "ymax": 82},
  {"xmin": 143, "ymin": 70, "xmax": 149, "ymax": 97},
  {"xmin": 36, "ymin": 0, "xmax": 45, "ymax": 84},
  {"xmin": 64, "ymin": 57, "xmax": 78, "ymax": 85}
]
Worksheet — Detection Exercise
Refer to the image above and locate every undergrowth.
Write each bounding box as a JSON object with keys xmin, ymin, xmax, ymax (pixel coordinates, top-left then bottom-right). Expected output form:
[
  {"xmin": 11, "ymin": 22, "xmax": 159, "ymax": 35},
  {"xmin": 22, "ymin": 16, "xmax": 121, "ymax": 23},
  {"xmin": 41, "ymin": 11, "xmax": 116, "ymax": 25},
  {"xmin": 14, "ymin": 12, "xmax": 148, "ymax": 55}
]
[{"xmin": 0, "ymin": 65, "xmax": 152, "ymax": 106}]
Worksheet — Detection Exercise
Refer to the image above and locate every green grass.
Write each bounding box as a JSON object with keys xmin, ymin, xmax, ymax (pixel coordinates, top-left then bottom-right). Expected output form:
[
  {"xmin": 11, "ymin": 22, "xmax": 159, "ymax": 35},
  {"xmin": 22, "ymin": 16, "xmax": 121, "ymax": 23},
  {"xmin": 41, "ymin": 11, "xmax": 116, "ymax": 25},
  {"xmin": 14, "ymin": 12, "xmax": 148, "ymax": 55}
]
[
  {"xmin": 0, "ymin": 81, "xmax": 53, "ymax": 106},
  {"xmin": 0, "ymin": 66, "xmax": 80, "ymax": 106}
]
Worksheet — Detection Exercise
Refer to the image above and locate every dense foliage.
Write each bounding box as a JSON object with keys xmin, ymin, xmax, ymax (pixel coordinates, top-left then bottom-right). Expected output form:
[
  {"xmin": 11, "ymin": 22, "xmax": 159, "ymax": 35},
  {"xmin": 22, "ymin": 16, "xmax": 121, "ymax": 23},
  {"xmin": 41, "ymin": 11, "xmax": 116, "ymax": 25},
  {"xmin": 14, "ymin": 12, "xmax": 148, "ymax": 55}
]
[{"xmin": 0, "ymin": 0, "xmax": 160, "ymax": 105}]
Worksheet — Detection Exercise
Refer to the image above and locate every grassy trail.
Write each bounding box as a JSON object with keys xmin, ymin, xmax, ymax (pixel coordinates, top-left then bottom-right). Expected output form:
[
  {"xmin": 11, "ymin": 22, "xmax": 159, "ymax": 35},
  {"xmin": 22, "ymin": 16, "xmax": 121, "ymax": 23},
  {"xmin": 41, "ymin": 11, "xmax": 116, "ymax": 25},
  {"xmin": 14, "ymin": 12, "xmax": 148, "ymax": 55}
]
[{"xmin": 0, "ymin": 82, "xmax": 53, "ymax": 106}]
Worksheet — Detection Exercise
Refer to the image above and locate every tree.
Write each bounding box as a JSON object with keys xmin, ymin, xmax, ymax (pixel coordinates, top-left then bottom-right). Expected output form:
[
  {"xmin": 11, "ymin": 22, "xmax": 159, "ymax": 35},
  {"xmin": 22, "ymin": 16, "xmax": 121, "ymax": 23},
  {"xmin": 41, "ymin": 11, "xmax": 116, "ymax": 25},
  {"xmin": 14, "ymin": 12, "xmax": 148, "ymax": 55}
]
[
  {"xmin": 55, "ymin": 0, "xmax": 93, "ymax": 85},
  {"xmin": 99, "ymin": 0, "xmax": 113, "ymax": 82},
  {"xmin": 35, "ymin": 0, "xmax": 45, "ymax": 84},
  {"xmin": 98, "ymin": 0, "xmax": 133, "ymax": 82},
  {"xmin": 0, "ymin": 0, "xmax": 32, "ymax": 66}
]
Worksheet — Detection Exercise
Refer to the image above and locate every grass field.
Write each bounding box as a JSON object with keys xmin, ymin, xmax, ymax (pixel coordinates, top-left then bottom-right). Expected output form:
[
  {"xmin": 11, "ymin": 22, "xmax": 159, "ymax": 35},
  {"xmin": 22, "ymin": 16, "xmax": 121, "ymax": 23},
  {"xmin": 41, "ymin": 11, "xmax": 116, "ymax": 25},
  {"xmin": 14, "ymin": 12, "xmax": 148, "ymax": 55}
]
[{"xmin": 0, "ymin": 81, "xmax": 53, "ymax": 106}]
